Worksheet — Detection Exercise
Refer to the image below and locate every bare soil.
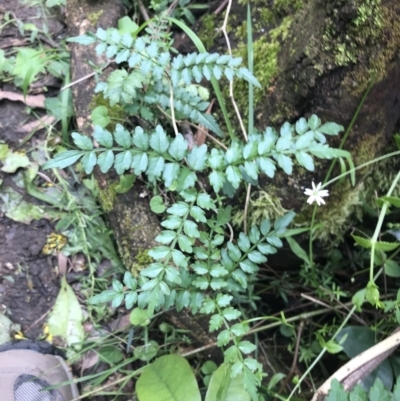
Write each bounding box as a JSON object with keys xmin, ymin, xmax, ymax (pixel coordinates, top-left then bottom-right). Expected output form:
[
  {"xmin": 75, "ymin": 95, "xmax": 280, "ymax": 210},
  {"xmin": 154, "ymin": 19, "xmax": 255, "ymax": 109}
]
[{"xmin": 0, "ymin": 0, "xmax": 65, "ymax": 340}]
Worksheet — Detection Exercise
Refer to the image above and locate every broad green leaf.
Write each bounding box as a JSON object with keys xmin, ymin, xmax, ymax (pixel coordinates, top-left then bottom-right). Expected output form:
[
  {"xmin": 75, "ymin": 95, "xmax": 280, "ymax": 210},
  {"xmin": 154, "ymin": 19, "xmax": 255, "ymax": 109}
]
[
  {"xmin": 205, "ymin": 364, "xmax": 250, "ymax": 401},
  {"xmin": 286, "ymin": 236, "xmax": 311, "ymax": 265},
  {"xmin": 374, "ymin": 241, "xmax": 399, "ymax": 252},
  {"xmin": 118, "ymin": 16, "xmax": 139, "ymax": 35},
  {"xmin": 324, "ymin": 340, "xmax": 343, "ymax": 354},
  {"xmin": 115, "ymin": 174, "xmax": 136, "ymax": 194},
  {"xmin": 98, "ymin": 345, "xmax": 124, "ymax": 365},
  {"xmin": 384, "ymin": 259, "xmax": 400, "ymax": 277},
  {"xmin": 91, "ymin": 106, "xmax": 110, "ymax": 128},
  {"xmin": 338, "ymin": 326, "xmax": 394, "ymax": 392},
  {"xmin": 130, "ymin": 308, "xmax": 151, "ymax": 326},
  {"xmin": 326, "ymin": 379, "xmax": 348, "ymax": 401},
  {"xmin": 267, "ymin": 373, "xmax": 286, "ymax": 390},
  {"xmin": 150, "ymin": 195, "xmax": 166, "ymax": 214},
  {"xmin": 47, "ymin": 276, "xmax": 84, "ymax": 349},
  {"xmin": 0, "ymin": 150, "xmax": 30, "ymax": 173},
  {"xmin": 352, "ymin": 235, "xmax": 372, "ymax": 248},
  {"xmin": 134, "ymin": 340, "xmax": 159, "ymax": 362},
  {"xmin": 136, "ymin": 355, "xmax": 201, "ymax": 401}
]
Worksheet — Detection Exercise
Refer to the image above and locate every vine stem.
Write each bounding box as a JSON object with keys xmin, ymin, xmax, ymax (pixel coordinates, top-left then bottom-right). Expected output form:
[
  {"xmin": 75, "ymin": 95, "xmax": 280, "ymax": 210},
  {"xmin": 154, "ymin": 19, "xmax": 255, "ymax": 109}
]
[
  {"xmin": 369, "ymin": 169, "xmax": 400, "ymax": 282},
  {"xmin": 219, "ymin": 0, "xmax": 247, "ymax": 142},
  {"xmin": 169, "ymin": 83, "xmax": 179, "ymax": 136}
]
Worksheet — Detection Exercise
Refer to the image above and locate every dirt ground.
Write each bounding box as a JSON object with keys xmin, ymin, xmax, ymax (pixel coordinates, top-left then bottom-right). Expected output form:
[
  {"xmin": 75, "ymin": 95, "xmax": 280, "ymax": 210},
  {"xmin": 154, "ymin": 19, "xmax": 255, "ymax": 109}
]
[{"xmin": 0, "ymin": 0, "xmax": 65, "ymax": 340}]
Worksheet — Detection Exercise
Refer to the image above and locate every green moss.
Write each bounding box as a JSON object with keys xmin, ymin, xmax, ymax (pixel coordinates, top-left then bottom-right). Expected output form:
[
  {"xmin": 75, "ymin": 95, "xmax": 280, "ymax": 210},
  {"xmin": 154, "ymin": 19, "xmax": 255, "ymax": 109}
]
[
  {"xmin": 131, "ymin": 248, "xmax": 153, "ymax": 276},
  {"xmin": 87, "ymin": 10, "xmax": 103, "ymax": 25},
  {"xmin": 97, "ymin": 181, "xmax": 118, "ymax": 213},
  {"xmin": 89, "ymin": 93, "xmax": 125, "ymax": 131},
  {"xmin": 232, "ymin": 189, "xmax": 289, "ymax": 228},
  {"xmin": 308, "ymin": 0, "xmax": 400, "ymax": 94},
  {"xmin": 198, "ymin": 14, "xmax": 217, "ymax": 50}
]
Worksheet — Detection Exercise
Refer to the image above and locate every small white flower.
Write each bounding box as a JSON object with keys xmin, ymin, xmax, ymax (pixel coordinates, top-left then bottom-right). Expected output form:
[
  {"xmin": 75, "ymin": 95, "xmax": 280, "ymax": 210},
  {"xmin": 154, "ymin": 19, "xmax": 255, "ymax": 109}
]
[{"xmin": 304, "ymin": 182, "xmax": 329, "ymax": 206}]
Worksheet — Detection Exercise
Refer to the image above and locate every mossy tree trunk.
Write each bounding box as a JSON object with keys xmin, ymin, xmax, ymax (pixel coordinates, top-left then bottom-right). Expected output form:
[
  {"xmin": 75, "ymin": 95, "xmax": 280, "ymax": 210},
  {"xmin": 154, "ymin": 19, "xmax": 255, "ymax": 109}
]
[
  {"xmin": 192, "ymin": 0, "xmax": 400, "ymax": 242},
  {"xmin": 65, "ymin": 0, "xmax": 217, "ymax": 351}
]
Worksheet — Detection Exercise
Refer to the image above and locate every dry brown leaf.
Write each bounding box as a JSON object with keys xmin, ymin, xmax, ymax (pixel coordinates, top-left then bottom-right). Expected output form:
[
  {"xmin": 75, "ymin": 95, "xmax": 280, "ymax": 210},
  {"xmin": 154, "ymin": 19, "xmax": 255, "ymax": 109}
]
[
  {"xmin": 16, "ymin": 115, "xmax": 55, "ymax": 133},
  {"xmin": 0, "ymin": 90, "xmax": 46, "ymax": 108}
]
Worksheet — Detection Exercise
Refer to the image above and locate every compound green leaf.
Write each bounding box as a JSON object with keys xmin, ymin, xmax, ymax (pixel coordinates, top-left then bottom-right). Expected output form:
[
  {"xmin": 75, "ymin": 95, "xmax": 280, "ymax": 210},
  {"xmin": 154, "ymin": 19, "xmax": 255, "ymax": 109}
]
[
  {"xmin": 226, "ymin": 165, "xmax": 241, "ymax": 189},
  {"xmin": 72, "ymin": 132, "xmax": 93, "ymax": 150},
  {"xmin": 97, "ymin": 150, "xmax": 114, "ymax": 173},
  {"xmin": 168, "ymin": 133, "xmax": 187, "ymax": 161},
  {"xmin": 150, "ymin": 125, "xmax": 169, "ymax": 153},
  {"xmin": 209, "ymin": 170, "xmax": 225, "ymax": 193},
  {"xmin": 93, "ymin": 125, "xmax": 113, "ymax": 149},
  {"xmin": 187, "ymin": 144, "xmax": 207, "ymax": 171},
  {"xmin": 81, "ymin": 151, "xmax": 97, "ymax": 174},
  {"xmin": 318, "ymin": 122, "xmax": 344, "ymax": 136},
  {"xmin": 114, "ymin": 124, "xmax": 132, "ymax": 148},
  {"xmin": 115, "ymin": 150, "xmax": 133, "ymax": 174}
]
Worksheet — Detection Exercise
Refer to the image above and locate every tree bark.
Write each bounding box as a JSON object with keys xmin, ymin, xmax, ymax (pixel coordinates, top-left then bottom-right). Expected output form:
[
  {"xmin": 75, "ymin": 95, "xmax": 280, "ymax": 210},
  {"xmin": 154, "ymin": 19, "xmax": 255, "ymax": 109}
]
[{"xmin": 185, "ymin": 0, "xmax": 400, "ymax": 242}]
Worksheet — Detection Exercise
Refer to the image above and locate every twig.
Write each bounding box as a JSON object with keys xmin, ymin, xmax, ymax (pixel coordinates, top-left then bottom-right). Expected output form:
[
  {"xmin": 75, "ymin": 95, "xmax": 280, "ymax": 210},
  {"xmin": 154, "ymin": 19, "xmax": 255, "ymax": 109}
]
[
  {"xmin": 219, "ymin": 0, "xmax": 247, "ymax": 142},
  {"xmin": 169, "ymin": 84, "xmax": 179, "ymax": 136},
  {"xmin": 277, "ymin": 320, "xmax": 304, "ymax": 397},
  {"xmin": 227, "ymin": 223, "xmax": 234, "ymax": 242},
  {"xmin": 243, "ymin": 183, "xmax": 251, "ymax": 234},
  {"xmin": 214, "ymin": 0, "xmax": 229, "ymax": 15},
  {"xmin": 24, "ymin": 310, "xmax": 51, "ymax": 333},
  {"xmin": 311, "ymin": 327, "xmax": 400, "ymax": 401},
  {"xmin": 60, "ymin": 62, "xmax": 110, "ymax": 92},
  {"xmin": 137, "ymin": 0, "xmax": 150, "ymax": 21}
]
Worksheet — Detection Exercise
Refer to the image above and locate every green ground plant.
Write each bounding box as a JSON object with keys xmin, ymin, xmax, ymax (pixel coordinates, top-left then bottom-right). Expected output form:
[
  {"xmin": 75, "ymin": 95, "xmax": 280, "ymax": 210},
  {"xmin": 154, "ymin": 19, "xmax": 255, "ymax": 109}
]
[
  {"xmin": 20, "ymin": 2, "xmax": 400, "ymax": 400},
  {"xmin": 42, "ymin": 13, "xmax": 358, "ymax": 400}
]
